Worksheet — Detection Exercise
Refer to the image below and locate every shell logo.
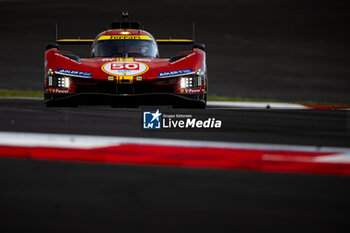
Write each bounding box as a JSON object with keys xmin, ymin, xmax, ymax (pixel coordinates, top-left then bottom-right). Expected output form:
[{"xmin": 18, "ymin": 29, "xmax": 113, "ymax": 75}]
[{"xmin": 102, "ymin": 62, "xmax": 148, "ymax": 76}]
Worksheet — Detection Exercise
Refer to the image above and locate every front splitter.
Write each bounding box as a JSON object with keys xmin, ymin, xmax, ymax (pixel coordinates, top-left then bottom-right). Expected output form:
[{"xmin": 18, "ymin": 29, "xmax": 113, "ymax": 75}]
[{"xmin": 45, "ymin": 93, "xmax": 206, "ymax": 108}]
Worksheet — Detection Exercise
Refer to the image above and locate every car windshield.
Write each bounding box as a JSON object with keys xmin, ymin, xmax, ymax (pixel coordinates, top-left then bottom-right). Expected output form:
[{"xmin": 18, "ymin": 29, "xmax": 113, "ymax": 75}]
[{"xmin": 93, "ymin": 40, "xmax": 158, "ymax": 58}]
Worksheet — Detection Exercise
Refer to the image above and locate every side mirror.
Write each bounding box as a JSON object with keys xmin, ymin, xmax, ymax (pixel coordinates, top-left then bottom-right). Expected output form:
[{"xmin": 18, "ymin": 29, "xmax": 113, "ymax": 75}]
[
  {"xmin": 46, "ymin": 43, "xmax": 60, "ymax": 51},
  {"xmin": 193, "ymin": 43, "xmax": 205, "ymax": 51}
]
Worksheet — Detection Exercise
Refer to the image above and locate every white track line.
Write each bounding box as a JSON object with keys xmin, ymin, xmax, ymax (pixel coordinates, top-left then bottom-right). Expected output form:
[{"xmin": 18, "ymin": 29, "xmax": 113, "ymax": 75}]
[
  {"xmin": 207, "ymin": 101, "xmax": 308, "ymax": 109},
  {"xmin": 0, "ymin": 131, "xmax": 349, "ymax": 153},
  {"xmin": 314, "ymin": 153, "xmax": 350, "ymax": 163}
]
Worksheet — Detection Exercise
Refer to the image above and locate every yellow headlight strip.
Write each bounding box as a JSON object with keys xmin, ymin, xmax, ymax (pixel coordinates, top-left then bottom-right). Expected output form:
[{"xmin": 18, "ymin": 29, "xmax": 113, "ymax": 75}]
[{"xmin": 98, "ymin": 35, "xmax": 152, "ymax": 40}]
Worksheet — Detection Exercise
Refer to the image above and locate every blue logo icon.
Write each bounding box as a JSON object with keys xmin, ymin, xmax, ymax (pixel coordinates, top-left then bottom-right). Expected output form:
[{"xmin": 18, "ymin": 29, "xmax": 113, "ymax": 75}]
[
  {"xmin": 143, "ymin": 109, "xmax": 162, "ymax": 129},
  {"xmin": 158, "ymin": 68, "xmax": 193, "ymax": 78}
]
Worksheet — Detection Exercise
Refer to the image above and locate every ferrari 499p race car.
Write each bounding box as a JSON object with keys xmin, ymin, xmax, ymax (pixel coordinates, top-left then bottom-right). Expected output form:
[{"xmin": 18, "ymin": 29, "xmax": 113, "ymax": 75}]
[{"xmin": 44, "ymin": 12, "xmax": 207, "ymax": 108}]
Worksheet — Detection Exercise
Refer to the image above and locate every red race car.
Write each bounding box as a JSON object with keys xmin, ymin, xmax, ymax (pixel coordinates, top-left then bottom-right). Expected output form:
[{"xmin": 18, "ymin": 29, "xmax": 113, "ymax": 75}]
[{"xmin": 44, "ymin": 12, "xmax": 207, "ymax": 108}]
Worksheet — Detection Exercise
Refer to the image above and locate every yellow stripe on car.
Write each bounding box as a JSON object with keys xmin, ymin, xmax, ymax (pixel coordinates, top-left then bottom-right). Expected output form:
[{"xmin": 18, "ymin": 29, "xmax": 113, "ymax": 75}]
[
  {"xmin": 57, "ymin": 39, "xmax": 94, "ymax": 42},
  {"xmin": 116, "ymin": 76, "xmax": 133, "ymax": 84},
  {"xmin": 123, "ymin": 58, "xmax": 134, "ymax": 62},
  {"xmin": 98, "ymin": 35, "xmax": 152, "ymax": 40}
]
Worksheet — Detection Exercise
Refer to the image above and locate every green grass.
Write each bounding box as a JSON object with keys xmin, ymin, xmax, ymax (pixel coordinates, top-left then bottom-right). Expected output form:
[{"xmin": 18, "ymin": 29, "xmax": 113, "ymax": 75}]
[
  {"xmin": 0, "ymin": 89, "xmax": 348, "ymax": 107},
  {"xmin": 0, "ymin": 89, "xmax": 43, "ymax": 98}
]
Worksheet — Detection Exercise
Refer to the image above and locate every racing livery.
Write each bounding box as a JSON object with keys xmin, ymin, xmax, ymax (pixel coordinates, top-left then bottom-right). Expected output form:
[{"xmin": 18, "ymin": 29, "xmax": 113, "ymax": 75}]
[{"xmin": 44, "ymin": 13, "xmax": 207, "ymax": 108}]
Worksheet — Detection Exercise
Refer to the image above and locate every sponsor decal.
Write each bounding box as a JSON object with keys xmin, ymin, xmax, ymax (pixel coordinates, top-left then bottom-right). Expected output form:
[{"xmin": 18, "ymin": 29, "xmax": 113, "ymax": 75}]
[
  {"xmin": 102, "ymin": 61, "xmax": 148, "ymax": 76},
  {"xmin": 57, "ymin": 68, "xmax": 92, "ymax": 78},
  {"xmin": 98, "ymin": 35, "xmax": 152, "ymax": 40},
  {"xmin": 183, "ymin": 88, "xmax": 201, "ymax": 94},
  {"xmin": 143, "ymin": 110, "xmax": 162, "ymax": 129},
  {"xmin": 158, "ymin": 68, "xmax": 193, "ymax": 78},
  {"xmin": 49, "ymin": 88, "xmax": 69, "ymax": 94},
  {"xmin": 143, "ymin": 109, "xmax": 222, "ymax": 130},
  {"xmin": 134, "ymin": 58, "xmax": 152, "ymax": 62}
]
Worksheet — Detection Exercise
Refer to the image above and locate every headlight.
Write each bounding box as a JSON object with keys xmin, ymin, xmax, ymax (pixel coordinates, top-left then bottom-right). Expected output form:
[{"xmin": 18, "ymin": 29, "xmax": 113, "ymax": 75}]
[
  {"xmin": 180, "ymin": 72, "xmax": 204, "ymax": 89},
  {"xmin": 47, "ymin": 70, "xmax": 70, "ymax": 88},
  {"xmin": 47, "ymin": 69, "xmax": 54, "ymax": 76},
  {"xmin": 48, "ymin": 75, "xmax": 53, "ymax": 86},
  {"xmin": 57, "ymin": 76, "xmax": 70, "ymax": 88},
  {"xmin": 196, "ymin": 69, "xmax": 203, "ymax": 87},
  {"xmin": 195, "ymin": 68, "xmax": 204, "ymax": 76},
  {"xmin": 198, "ymin": 75, "xmax": 202, "ymax": 86},
  {"xmin": 180, "ymin": 76, "xmax": 193, "ymax": 88}
]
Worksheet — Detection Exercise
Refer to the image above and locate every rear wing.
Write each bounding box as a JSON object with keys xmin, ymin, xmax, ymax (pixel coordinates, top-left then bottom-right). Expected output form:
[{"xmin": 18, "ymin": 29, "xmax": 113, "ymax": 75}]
[
  {"xmin": 56, "ymin": 38, "xmax": 194, "ymax": 45},
  {"xmin": 52, "ymin": 12, "xmax": 202, "ymax": 50}
]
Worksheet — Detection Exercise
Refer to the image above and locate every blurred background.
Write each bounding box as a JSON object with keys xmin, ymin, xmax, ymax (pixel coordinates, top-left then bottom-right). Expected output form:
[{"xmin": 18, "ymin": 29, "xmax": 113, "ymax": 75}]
[{"xmin": 0, "ymin": 0, "xmax": 349, "ymax": 103}]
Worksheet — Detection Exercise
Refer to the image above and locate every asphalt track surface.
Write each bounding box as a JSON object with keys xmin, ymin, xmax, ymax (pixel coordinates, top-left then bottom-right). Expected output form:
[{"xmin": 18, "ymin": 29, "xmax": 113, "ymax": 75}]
[
  {"xmin": 1, "ymin": 158, "xmax": 350, "ymax": 233},
  {"xmin": 0, "ymin": 98, "xmax": 350, "ymax": 232},
  {"xmin": 0, "ymin": 98, "xmax": 349, "ymax": 147}
]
